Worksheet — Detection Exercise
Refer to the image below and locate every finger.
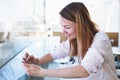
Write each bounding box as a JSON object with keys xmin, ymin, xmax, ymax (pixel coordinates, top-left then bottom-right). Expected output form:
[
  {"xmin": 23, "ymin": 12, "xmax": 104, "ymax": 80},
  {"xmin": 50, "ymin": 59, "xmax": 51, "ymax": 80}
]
[
  {"xmin": 22, "ymin": 52, "xmax": 29, "ymax": 63},
  {"xmin": 23, "ymin": 52, "xmax": 29, "ymax": 60},
  {"xmin": 26, "ymin": 55, "xmax": 34, "ymax": 62}
]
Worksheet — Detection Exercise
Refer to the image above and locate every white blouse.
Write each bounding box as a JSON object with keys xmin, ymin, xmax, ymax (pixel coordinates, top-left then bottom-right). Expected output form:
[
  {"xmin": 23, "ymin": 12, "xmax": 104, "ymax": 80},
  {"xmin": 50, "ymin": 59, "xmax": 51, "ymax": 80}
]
[{"xmin": 50, "ymin": 31, "xmax": 118, "ymax": 80}]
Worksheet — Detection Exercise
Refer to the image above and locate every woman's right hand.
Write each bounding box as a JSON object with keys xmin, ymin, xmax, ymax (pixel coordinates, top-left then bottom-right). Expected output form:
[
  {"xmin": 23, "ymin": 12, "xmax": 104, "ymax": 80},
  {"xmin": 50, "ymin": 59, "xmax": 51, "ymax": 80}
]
[{"xmin": 22, "ymin": 52, "xmax": 39, "ymax": 65}]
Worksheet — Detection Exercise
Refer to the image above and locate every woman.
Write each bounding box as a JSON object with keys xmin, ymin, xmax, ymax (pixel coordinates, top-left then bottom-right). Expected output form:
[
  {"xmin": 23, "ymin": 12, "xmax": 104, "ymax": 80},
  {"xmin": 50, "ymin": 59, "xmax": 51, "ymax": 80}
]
[{"xmin": 22, "ymin": 2, "xmax": 118, "ymax": 80}]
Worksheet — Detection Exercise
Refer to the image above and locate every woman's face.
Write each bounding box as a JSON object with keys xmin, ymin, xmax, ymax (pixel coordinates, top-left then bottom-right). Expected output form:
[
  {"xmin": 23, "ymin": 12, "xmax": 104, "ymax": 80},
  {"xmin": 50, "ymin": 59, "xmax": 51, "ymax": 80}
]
[{"xmin": 60, "ymin": 16, "xmax": 76, "ymax": 40}]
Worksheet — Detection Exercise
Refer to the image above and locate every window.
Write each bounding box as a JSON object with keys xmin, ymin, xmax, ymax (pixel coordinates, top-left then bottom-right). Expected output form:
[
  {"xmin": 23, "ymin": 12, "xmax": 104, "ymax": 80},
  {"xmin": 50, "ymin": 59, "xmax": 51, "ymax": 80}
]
[{"xmin": 0, "ymin": 0, "xmax": 119, "ymax": 38}]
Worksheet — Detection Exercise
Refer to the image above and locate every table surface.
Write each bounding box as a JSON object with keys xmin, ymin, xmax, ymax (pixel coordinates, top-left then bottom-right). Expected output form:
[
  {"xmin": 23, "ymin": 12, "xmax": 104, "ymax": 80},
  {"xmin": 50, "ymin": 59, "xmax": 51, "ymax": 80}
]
[
  {"xmin": 0, "ymin": 37, "xmax": 33, "ymax": 68},
  {"xmin": 0, "ymin": 37, "xmax": 60, "ymax": 80}
]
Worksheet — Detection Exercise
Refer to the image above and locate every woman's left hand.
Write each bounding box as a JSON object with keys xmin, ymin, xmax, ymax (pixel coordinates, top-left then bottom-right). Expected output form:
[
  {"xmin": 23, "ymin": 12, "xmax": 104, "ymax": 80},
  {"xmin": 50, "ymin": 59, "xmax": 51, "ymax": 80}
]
[{"xmin": 23, "ymin": 63, "xmax": 45, "ymax": 77}]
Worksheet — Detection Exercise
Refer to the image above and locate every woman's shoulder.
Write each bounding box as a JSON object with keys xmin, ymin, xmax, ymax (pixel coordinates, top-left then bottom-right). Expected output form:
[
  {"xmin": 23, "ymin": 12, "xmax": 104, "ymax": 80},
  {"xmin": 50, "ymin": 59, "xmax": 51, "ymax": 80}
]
[{"xmin": 94, "ymin": 31, "xmax": 109, "ymax": 41}]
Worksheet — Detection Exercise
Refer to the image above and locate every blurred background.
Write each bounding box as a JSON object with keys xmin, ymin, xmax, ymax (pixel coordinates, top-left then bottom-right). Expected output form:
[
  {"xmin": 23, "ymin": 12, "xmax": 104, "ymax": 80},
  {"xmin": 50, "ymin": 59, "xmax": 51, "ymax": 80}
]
[{"xmin": 0, "ymin": 0, "xmax": 119, "ymax": 41}]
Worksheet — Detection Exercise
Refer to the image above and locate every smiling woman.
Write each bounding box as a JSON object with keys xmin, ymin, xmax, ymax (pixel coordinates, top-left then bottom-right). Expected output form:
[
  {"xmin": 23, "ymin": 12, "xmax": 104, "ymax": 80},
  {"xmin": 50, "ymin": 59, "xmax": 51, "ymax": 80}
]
[
  {"xmin": 0, "ymin": 0, "xmax": 119, "ymax": 80},
  {"xmin": 22, "ymin": 2, "xmax": 118, "ymax": 80},
  {"xmin": 60, "ymin": 16, "xmax": 76, "ymax": 40}
]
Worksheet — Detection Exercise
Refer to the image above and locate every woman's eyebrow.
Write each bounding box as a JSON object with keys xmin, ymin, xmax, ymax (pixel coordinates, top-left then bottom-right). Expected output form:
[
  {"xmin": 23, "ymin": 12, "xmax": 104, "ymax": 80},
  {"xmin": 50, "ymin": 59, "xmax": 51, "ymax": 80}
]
[{"xmin": 60, "ymin": 24, "xmax": 69, "ymax": 27}]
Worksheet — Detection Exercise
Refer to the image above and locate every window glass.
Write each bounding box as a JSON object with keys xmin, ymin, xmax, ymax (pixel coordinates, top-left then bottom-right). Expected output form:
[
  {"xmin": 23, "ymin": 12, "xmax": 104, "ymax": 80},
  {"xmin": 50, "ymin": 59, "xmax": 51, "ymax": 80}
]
[{"xmin": 0, "ymin": 0, "xmax": 119, "ymax": 37}]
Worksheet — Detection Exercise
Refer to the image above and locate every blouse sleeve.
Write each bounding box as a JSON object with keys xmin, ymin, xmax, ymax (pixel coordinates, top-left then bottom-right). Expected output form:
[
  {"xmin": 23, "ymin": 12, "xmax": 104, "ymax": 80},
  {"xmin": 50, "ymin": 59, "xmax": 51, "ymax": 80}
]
[
  {"xmin": 81, "ymin": 32, "xmax": 110, "ymax": 74},
  {"xmin": 49, "ymin": 39, "xmax": 70, "ymax": 60}
]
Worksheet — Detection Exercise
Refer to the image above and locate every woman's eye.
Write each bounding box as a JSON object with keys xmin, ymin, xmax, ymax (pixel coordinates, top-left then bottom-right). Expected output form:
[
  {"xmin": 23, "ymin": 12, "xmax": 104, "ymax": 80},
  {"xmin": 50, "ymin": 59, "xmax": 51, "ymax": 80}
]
[
  {"xmin": 65, "ymin": 26, "xmax": 70, "ymax": 29},
  {"xmin": 61, "ymin": 25, "xmax": 70, "ymax": 29},
  {"xmin": 66, "ymin": 27, "xmax": 70, "ymax": 29}
]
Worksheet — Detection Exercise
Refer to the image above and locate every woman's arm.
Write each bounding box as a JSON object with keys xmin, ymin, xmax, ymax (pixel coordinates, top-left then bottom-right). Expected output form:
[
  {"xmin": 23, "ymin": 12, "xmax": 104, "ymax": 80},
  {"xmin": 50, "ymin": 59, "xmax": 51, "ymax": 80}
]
[
  {"xmin": 22, "ymin": 52, "xmax": 53, "ymax": 65},
  {"xmin": 38, "ymin": 53, "xmax": 53, "ymax": 64},
  {"xmin": 23, "ymin": 63, "xmax": 89, "ymax": 78},
  {"xmin": 23, "ymin": 40, "xmax": 69, "ymax": 65},
  {"xmin": 43, "ymin": 65, "xmax": 89, "ymax": 78}
]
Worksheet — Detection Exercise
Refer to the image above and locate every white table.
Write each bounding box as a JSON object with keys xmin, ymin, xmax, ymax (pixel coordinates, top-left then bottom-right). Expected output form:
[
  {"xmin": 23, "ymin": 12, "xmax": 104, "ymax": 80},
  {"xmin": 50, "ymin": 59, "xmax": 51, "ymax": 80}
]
[{"xmin": 0, "ymin": 37, "xmax": 60, "ymax": 80}]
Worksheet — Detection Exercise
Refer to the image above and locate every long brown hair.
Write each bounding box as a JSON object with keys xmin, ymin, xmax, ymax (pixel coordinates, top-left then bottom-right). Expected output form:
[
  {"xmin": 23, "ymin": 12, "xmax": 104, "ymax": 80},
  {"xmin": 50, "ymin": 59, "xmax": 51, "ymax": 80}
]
[{"xmin": 60, "ymin": 2, "xmax": 99, "ymax": 58}]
